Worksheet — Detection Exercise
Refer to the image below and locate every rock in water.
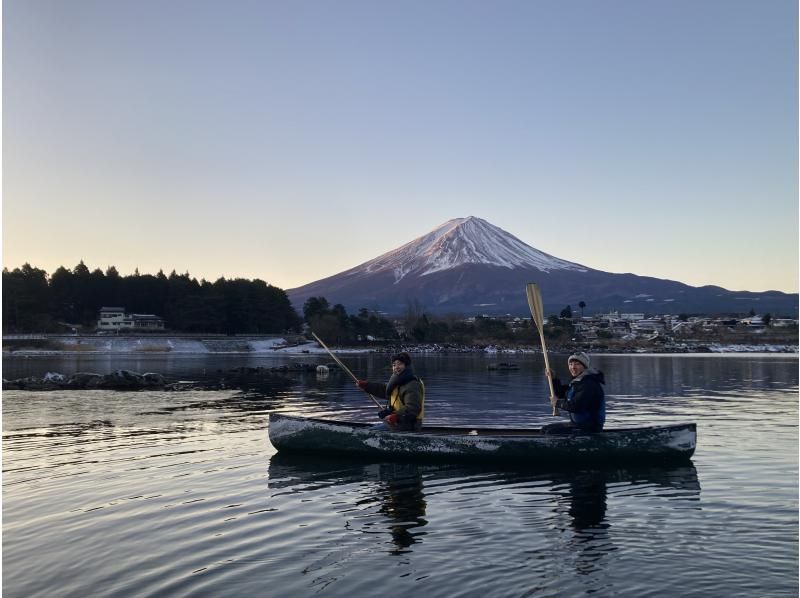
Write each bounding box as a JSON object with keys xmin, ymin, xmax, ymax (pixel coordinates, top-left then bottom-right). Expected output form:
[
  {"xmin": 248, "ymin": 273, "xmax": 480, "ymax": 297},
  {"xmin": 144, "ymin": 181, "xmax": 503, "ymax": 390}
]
[
  {"xmin": 102, "ymin": 370, "xmax": 144, "ymax": 389},
  {"xmin": 141, "ymin": 372, "xmax": 166, "ymax": 388},
  {"xmin": 67, "ymin": 372, "xmax": 105, "ymax": 388}
]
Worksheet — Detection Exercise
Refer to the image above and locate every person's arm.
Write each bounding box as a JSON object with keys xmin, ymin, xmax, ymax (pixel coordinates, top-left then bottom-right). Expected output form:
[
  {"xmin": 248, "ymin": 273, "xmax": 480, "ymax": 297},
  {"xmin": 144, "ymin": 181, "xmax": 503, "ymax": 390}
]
[
  {"xmin": 547, "ymin": 370, "xmax": 569, "ymax": 399},
  {"xmin": 356, "ymin": 380, "xmax": 388, "ymax": 399}
]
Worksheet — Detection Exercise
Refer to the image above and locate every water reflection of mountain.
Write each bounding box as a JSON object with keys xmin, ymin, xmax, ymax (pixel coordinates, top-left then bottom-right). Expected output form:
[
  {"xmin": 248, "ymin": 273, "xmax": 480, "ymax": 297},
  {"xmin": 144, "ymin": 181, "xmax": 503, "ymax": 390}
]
[{"xmin": 267, "ymin": 454, "xmax": 700, "ymax": 557}]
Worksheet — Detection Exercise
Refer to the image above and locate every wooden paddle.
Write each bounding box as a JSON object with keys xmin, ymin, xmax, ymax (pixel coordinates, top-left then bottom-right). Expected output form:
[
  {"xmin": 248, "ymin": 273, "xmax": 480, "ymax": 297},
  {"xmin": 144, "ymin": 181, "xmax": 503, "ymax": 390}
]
[
  {"xmin": 311, "ymin": 332, "xmax": 383, "ymax": 409},
  {"xmin": 526, "ymin": 283, "xmax": 559, "ymax": 416}
]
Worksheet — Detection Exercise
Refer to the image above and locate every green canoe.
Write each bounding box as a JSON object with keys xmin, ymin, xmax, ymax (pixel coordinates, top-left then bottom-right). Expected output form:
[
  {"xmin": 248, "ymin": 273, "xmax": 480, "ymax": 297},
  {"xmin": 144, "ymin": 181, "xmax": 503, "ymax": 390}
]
[{"xmin": 268, "ymin": 413, "xmax": 697, "ymax": 464}]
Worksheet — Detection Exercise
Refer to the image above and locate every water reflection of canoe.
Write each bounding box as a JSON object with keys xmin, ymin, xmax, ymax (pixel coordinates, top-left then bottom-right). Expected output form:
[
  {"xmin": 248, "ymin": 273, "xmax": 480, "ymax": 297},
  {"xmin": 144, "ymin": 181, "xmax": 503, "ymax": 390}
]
[
  {"xmin": 267, "ymin": 452, "xmax": 700, "ymax": 492},
  {"xmin": 268, "ymin": 414, "xmax": 696, "ymax": 464},
  {"xmin": 266, "ymin": 453, "xmax": 700, "ymax": 556}
]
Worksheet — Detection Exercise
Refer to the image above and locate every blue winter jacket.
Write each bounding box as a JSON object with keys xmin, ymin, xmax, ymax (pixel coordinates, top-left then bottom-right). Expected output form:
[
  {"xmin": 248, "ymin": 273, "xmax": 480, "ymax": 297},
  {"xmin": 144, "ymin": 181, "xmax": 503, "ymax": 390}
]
[{"xmin": 553, "ymin": 369, "xmax": 606, "ymax": 430}]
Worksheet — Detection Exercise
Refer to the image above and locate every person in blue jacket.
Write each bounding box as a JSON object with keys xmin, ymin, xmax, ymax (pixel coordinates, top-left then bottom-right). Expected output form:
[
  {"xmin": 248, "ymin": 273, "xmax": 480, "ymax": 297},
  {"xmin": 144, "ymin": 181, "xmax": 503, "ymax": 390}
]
[{"xmin": 544, "ymin": 352, "xmax": 606, "ymax": 434}]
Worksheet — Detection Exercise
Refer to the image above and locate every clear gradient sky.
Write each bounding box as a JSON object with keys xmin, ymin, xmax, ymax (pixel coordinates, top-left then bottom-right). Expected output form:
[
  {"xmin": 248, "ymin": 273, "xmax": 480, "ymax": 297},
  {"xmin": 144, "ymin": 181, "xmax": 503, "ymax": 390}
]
[{"xmin": 3, "ymin": 0, "xmax": 798, "ymax": 293}]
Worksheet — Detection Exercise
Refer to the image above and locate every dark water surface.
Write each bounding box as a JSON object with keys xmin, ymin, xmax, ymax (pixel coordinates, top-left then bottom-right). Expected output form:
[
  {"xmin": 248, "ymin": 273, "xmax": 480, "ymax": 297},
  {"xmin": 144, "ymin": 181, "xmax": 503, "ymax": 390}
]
[{"xmin": 3, "ymin": 353, "xmax": 798, "ymax": 597}]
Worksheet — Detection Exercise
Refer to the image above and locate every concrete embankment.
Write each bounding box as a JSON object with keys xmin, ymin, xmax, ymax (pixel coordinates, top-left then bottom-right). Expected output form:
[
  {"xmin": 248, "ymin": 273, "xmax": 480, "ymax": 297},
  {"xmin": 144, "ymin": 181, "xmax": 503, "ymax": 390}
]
[
  {"xmin": 2, "ymin": 334, "xmax": 311, "ymax": 354},
  {"xmin": 3, "ymin": 334, "xmax": 797, "ymax": 355}
]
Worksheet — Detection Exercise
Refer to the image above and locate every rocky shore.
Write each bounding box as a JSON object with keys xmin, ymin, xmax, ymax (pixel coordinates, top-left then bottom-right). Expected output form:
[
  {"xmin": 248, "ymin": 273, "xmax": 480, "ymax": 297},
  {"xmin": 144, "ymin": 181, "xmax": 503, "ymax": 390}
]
[
  {"xmin": 3, "ymin": 334, "xmax": 797, "ymax": 357},
  {"xmin": 2, "ymin": 363, "xmax": 336, "ymax": 391},
  {"xmin": 5, "ymin": 338, "xmax": 797, "ymax": 391}
]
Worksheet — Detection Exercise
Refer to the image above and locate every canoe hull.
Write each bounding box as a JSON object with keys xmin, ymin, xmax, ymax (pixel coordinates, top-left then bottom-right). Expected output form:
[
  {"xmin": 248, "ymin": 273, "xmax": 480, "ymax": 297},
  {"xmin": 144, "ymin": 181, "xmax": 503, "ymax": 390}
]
[{"xmin": 268, "ymin": 414, "xmax": 697, "ymax": 465}]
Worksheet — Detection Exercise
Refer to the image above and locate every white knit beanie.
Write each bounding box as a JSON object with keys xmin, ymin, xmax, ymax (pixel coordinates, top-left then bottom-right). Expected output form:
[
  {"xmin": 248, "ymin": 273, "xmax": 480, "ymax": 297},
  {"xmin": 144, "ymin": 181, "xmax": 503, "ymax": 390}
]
[{"xmin": 568, "ymin": 352, "xmax": 591, "ymax": 369}]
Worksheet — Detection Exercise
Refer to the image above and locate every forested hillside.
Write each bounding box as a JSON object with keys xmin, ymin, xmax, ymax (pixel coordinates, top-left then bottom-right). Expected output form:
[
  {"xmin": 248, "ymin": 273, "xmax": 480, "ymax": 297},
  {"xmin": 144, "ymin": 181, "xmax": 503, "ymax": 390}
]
[{"xmin": 3, "ymin": 262, "xmax": 302, "ymax": 334}]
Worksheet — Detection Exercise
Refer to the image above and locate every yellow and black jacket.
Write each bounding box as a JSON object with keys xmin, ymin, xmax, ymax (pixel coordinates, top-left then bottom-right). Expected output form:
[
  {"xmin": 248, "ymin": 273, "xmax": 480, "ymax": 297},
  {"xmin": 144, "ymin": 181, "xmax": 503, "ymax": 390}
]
[{"xmin": 363, "ymin": 368, "xmax": 425, "ymax": 431}]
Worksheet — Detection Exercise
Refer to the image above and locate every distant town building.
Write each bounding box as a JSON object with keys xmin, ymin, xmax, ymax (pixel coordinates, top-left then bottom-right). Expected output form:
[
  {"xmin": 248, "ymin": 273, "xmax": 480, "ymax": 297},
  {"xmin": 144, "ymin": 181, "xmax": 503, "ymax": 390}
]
[
  {"xmin": 772, "ymin": 318, "xmax": 797, "ymax": 327},
  {"xmin": 97, "ymin": 307, "xmax": 164, "ymax": 331},
  {"xmin": 631, "ymin": 319, "xmax": 667, "ymax": 333},
  {"xmin": 620, "ymin": 313, "xmax": 645, "ymax": 321},
  {"xmin": 740, "ymin": 316, "xmax": 766, "ymax": 329}
]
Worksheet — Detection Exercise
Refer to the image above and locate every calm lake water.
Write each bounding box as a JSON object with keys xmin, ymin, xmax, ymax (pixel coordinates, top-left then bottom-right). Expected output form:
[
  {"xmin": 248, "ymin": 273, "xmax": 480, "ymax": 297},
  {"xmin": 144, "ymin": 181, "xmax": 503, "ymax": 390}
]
[{"xmin": 3, "ymin": 352, "xmax": 798, "ymax": 597}]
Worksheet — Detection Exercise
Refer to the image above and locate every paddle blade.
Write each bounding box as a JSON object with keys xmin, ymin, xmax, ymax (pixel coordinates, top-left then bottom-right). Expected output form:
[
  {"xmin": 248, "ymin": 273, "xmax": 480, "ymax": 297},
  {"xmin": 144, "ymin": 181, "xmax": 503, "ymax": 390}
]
[
  {"xmin": 526, "ymin": 283, "xmax": 545, "ymax": 331},
  {"xmin": 526, "ymin": 283, "xmax": 559, "ymax": 415}
]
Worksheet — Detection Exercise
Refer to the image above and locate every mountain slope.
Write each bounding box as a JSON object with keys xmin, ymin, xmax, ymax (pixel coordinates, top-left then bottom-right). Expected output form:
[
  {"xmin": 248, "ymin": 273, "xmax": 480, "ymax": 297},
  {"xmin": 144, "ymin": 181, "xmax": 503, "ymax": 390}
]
[
  {"xmin": 287, "ymin": 217, "xmax": 798, "ymax": 316},
  {"xmin": 357, "ymin": 217, "xmax": 587, "ymax": 280}
]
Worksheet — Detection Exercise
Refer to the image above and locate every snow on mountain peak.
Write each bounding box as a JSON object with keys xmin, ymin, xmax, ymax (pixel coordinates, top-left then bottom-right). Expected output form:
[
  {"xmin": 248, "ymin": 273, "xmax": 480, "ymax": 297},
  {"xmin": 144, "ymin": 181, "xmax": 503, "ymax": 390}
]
[{"xmin": 357, "ymin": 216, "xmax": 587, "ymax": 282}]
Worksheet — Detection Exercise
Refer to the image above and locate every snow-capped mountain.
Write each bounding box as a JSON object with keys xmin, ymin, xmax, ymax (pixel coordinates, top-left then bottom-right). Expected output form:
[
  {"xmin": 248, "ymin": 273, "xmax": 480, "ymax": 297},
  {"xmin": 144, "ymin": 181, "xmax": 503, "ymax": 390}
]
[
  {"xmin": 287, "ymin": 217, "xmax": 798, "ymax": 316},
  {"xmin": 360, "ymin": 217, "xmax": 586, "ymax": 281}
]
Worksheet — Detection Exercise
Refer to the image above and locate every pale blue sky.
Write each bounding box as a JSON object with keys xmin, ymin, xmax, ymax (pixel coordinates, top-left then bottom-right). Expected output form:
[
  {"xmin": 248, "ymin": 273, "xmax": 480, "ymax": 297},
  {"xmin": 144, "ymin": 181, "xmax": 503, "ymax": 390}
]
[{"xmin": 4, "ymin": 0, "xmax": 798, "ymax": 293}]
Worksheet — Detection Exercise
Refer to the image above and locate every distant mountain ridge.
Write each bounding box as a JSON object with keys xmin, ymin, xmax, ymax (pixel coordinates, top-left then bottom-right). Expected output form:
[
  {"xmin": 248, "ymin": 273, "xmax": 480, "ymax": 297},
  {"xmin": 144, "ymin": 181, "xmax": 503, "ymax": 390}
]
[{"xmin": 287, "ymin": 217, "xmax": 798, "ymax": 317}]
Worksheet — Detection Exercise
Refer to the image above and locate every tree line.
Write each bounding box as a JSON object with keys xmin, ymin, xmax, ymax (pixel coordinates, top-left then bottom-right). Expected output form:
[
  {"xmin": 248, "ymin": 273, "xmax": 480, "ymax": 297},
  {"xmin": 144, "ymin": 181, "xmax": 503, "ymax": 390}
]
[
  {"xmin": 302, "ymin": 296, "xmax": 573, "ymax": 345},
  {"xmin": 3, "ymin": 262, "xmax": 302, "ymax": 334},
  {"xmin": 3, "ymin": 261, "xmax": 577, "ymax": 344},
  {"xmin": 302, "ymin": 296, "xmax": 398, "ymax": 344}
]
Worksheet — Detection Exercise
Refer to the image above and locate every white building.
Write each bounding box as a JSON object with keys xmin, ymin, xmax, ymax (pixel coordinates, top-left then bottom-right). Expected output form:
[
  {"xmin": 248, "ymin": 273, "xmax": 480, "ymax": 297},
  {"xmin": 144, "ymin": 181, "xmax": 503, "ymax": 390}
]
[
  {"xmin": 740, "ymin": 316, "xmax": 765, "ymax": 329},
  {"xmin": 97, "ymin": 307, "xmax": 164, "ymax": 331},
  {"xmin": 772, "ymin": 318, "xmax": 798, "ymax": 327},
  {"xmin": 620, "ymin": 313, "xmax": 645, "ymax": 321},
  {"xmin": 97, "ymin": 307, "xmax": 127, "ymax": 329},
  {"xmin": 630, "ymin": 319, "xmax": 667, "ymax": 333}
]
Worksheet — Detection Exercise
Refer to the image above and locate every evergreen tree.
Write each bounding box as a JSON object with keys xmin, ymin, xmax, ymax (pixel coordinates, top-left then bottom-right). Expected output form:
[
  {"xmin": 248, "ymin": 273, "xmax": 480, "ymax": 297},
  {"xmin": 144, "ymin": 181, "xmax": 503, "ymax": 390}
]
[
  {"xmin": 303, "ymin": 296, "xmax": 330, "ymax": 322},
  {"xmin": 1, "ymin": 262, "xmax": 302, "ymax": 334},
  {"xmin": 2, "ymin": 264, "xmax": 54, "ymax": 331}
]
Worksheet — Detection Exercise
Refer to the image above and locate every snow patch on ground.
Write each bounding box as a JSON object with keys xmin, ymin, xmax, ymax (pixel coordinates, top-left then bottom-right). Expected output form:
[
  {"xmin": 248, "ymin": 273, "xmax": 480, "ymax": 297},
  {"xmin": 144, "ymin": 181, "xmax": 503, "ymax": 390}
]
[
  {"xmin": 707, "ymin": 344, "xmax": 798, "ymax": 353},
  {"xmin": 249, "ymin": 339, "xmax": 290, "ymax": 352},
  {"xmin": 5, "ymin": 337, "xmax": 373, "ymax": 355}
]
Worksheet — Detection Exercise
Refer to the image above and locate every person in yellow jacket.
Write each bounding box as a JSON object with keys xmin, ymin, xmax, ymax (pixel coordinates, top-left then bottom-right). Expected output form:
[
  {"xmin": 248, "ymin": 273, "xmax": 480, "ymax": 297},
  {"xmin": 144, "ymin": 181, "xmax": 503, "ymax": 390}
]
[{"xmin": 357, "ymin": 352, "xmax": 424, "ymax": 431}]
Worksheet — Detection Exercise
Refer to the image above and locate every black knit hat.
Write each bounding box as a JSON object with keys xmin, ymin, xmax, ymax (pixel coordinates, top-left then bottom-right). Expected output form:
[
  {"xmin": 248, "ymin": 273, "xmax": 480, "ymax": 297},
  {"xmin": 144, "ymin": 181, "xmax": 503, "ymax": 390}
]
[{"xmin": 391, "ymin": 352, "xmax": 411, "ymax": 366}]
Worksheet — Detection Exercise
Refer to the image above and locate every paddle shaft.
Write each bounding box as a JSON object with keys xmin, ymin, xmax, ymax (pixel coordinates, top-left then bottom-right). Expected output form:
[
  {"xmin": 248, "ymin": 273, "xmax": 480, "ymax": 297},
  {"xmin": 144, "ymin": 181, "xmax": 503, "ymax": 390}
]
[
  {"xmin": 526, "ymin": 283, "xmax": 560, "ymax": 416},
  {"xmin": 311, "ymin": 332, "xmax": 383, "ymax": 409},
  {"xmin": 538, "ymin": 328, "xmax": 558, "ymax": 405}
]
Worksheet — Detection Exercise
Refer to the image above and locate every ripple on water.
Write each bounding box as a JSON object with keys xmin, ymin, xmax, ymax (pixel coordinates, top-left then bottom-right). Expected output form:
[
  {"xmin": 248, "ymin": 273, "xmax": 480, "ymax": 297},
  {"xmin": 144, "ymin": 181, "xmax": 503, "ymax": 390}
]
[{"xmin": 2, "ymin": 355, "xmax": 798, "ymax": 597}]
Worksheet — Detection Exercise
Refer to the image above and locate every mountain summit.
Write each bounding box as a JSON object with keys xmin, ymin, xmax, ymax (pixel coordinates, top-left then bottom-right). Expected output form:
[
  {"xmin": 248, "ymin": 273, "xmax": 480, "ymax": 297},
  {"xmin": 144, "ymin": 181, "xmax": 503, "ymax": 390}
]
[
  {"xmin": 360, "ymin": 216, "xmax": 587, "ymax": 281},
  {"xmin": 287, "ymin": 217, "xmax": 797, "ymax": 316}
]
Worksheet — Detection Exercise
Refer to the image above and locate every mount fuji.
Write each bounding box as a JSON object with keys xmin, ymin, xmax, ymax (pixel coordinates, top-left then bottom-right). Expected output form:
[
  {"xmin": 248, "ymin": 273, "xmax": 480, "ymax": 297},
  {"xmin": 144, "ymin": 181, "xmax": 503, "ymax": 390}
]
[{"xmin": 287, "ymin": 217, "xmax": 797, "ymax": 316}]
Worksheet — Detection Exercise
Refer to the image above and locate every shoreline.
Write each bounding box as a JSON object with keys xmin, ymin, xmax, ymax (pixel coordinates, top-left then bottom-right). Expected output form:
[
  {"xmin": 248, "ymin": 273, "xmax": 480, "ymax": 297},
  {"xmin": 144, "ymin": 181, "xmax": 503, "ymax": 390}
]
[
  {"xmin": 3, "ymin": 340, "xmax": 798, "ymax": 356},
  {"xmin": 4, "ymin": 342, "xmax": 796, "ymax": 391}
]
